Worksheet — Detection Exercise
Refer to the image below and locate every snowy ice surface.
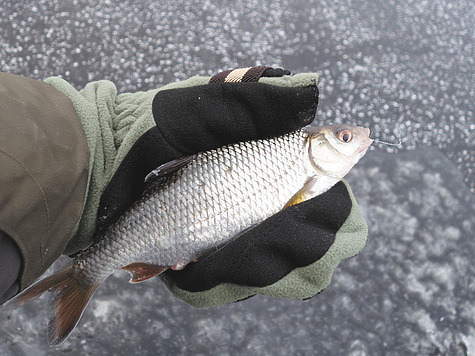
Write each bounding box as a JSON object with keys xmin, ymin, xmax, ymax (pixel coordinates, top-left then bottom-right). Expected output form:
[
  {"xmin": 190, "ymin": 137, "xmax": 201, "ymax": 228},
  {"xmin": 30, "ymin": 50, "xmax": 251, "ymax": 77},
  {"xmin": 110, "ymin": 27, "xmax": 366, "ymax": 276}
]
[{"xmin": 0, "ymin": 0, "xmax": 473, "ymax": 355}]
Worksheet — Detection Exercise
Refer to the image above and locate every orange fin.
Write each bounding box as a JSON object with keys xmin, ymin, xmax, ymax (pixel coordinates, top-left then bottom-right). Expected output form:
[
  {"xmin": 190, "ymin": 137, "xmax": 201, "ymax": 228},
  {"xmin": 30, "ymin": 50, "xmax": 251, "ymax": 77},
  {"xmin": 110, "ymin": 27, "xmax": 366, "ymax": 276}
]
[
  {"xmin": 3, "ymin": 265, "xmax": 101, "ymax": 346},
  {"xmin": 121, "ymin": 263, "xmax": 168, "ymax": 283},
  {"xmin": 284, "ymin": 178, "xmax": 317, "ymax": 209},
  {"xmin": 284, "ymin": 190, "xmax": 308, "ymax": 208},
  {"xmin": 283, "ymin": 179, "xmax": 318, "ymax": 208}
]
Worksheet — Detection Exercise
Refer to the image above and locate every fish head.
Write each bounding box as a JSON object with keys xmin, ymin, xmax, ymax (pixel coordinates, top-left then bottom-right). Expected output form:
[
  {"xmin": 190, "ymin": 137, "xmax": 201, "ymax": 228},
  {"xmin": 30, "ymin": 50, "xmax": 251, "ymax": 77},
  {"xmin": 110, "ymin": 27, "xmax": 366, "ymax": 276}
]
[{"xmin": 306, "ymin": 125, "xmax": 373, "ymax": 179}]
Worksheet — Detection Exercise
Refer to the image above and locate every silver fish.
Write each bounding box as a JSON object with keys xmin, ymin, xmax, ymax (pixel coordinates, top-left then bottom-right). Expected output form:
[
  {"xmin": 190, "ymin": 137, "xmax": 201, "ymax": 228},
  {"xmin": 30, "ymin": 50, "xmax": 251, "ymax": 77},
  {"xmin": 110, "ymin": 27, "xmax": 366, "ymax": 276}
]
[{"xmin": 4, "ymin": 125, "xmax": 372, "ymax": 345}]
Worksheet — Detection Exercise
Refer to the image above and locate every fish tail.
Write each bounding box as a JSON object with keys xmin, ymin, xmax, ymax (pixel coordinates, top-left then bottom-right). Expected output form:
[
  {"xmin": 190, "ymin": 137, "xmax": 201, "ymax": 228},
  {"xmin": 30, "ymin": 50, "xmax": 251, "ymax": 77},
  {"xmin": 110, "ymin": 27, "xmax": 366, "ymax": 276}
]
[{"xmin": 3, "ymin": 264, "xmax": 101, "ymax": 346}]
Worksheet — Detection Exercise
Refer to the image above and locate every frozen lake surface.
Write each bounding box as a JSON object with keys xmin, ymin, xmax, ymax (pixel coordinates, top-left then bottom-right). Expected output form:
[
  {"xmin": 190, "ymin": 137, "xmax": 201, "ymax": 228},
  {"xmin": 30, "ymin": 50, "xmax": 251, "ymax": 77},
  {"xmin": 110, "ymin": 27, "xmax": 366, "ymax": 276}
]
[{"xmin": 0, "ymin": 0, "xmax": 473, "ymax": 355}]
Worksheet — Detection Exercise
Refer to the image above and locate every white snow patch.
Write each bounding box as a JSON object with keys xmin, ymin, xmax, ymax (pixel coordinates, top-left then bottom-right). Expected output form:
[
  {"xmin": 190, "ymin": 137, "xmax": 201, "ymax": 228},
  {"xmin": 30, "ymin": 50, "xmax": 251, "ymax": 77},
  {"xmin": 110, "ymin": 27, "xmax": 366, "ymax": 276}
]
[
  {"xmin": 413, "ymin": 310, "xmax": 437, "ymax": 333},
  {"xmin": 92, "ymin": 300, "xmax": 120, "ymax": 320},
  {"xmin": 406, "ymin": 274, "xmax": 432, "ymax": 303},
  {"xmin": 461, "ymin": 331, "xmax": 474, "ymax": 356}
]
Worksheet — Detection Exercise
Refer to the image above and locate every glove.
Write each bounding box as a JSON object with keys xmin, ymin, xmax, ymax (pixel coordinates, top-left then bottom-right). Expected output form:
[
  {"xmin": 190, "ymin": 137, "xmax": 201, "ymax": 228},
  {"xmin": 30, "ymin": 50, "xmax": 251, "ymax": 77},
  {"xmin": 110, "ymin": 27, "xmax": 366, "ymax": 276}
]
[{"xmin": 0, "ymin": 67, "xmax": 368, "ymax": 308}]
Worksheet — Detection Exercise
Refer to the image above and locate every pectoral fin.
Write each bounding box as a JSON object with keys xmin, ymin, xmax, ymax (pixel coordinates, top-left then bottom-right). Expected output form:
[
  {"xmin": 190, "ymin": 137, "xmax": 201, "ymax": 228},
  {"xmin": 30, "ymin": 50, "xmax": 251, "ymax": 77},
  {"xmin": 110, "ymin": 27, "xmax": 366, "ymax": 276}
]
[
  {"xmin": 284, "ymin": 179, "xmax": 317, "ymax": 208},
  {"xmin": 121, "ymin": 263, "xmax": 169, "ymax": 283}
]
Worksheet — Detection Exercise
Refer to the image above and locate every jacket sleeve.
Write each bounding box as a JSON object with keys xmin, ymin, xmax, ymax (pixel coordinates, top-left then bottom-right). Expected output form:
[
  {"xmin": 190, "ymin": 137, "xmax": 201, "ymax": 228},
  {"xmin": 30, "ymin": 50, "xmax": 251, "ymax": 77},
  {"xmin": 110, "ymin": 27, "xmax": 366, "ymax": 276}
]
[{"xmin": 0, "ymin": 73, "xmax": 89, "ymax": 290}]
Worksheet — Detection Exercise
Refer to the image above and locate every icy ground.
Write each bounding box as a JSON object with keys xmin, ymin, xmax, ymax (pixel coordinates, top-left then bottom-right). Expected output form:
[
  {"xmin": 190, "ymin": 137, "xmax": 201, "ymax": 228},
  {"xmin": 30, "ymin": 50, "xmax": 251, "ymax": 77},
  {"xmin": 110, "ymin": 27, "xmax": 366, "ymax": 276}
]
[{"xmin": 0, "ymin": 0, "xmax": 473, "ymax": 355}]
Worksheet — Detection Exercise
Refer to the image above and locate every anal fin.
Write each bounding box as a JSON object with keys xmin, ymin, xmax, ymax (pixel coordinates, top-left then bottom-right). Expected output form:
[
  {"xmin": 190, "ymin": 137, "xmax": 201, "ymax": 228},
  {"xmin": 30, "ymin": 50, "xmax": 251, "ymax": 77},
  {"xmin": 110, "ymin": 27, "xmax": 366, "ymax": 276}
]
[{"xmin": 121, "ymin": 263, "xmax": 168, "ymax": 283}]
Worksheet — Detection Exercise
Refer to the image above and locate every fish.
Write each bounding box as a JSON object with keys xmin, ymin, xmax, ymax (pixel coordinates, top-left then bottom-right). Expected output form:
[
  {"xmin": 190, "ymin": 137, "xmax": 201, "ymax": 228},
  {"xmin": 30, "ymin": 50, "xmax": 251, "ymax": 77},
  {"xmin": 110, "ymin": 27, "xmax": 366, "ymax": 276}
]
[{"xmin": 3, "ymin": 124, "xmax": 372, "ymax": 346}]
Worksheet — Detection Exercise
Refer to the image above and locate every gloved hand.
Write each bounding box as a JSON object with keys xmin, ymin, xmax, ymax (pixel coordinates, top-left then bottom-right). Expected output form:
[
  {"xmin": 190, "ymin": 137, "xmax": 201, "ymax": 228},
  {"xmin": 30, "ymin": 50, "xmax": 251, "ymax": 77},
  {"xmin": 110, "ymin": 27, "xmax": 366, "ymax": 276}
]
[
  {"xmin": 160, "ymin": 180, "xmax": 367, "ymax": 307},
  {"xmin": 0, "ymin": 67, "xmax": 368, "ymax": 307}
]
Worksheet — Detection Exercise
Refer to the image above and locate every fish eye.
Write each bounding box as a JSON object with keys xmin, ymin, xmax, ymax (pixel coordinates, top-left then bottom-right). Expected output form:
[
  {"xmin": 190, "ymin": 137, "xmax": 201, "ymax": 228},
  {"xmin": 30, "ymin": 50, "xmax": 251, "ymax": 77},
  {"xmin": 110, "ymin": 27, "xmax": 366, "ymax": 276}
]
[{"xmin": 337, "ymin": 129, "xmax": 353, "ymax": 143}]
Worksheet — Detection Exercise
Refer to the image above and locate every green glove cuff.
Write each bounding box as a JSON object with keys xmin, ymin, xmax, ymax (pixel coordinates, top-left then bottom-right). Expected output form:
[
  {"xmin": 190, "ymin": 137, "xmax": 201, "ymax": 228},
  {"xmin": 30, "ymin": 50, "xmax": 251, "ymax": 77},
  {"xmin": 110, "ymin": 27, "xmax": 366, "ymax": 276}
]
[
  {"xmin": 44, "ymin": 72, "xmax": 320, "ymax": 254},
  {"xmin": 160, "ymin": 181, "xmax": 368, "ymax": 307}
]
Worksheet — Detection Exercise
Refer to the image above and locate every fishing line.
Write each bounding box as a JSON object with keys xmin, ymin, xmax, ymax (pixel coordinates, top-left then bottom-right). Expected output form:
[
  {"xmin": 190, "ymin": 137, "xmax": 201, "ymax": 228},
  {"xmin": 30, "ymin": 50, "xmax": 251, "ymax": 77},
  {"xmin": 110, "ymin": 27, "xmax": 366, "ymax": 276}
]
[
  {"xmin": 369, "ymin": 129, "xmax": 403, "ymax": 147},
  {"xmin": 372, "ymin": 138, "xmax": 402, "ymax": 147}
]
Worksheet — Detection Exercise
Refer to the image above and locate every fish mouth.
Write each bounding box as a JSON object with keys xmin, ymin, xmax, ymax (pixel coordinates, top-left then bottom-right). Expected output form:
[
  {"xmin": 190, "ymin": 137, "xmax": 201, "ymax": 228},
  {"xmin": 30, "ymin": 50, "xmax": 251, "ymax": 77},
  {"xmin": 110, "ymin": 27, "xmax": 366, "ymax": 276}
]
[
  {"xmin": 362, "ymin": 127, "xmax": 374, "ymax": 149},
  {"xmin": 354, "ymin": 128, "xmax": 372, "ymax": 161}
]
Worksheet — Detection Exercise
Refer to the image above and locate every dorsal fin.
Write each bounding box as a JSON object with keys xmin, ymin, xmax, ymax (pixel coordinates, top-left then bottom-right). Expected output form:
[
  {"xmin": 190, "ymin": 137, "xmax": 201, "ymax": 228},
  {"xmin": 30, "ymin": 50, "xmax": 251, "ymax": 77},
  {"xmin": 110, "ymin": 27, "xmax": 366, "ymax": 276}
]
[{"xmin": 144, "ymin": 155, "xmax": 194, "ymax": 190}]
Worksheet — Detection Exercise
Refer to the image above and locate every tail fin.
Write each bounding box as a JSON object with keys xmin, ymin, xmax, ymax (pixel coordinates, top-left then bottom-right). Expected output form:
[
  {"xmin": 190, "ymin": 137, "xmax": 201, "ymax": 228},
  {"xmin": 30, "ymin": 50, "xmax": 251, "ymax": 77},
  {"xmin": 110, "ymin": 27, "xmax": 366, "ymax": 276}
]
[{"xmin": 3, "ymin": 265, "xmax": 100, "ymax": 346}]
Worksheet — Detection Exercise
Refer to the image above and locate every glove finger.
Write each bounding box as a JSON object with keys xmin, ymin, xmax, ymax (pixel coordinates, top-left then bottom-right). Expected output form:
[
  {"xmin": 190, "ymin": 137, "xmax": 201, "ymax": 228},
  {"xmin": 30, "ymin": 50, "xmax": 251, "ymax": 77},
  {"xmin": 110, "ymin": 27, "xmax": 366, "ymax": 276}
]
[{"xmin": 151, "ymin": 70, "xmax": 318, "ymax": 155}]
